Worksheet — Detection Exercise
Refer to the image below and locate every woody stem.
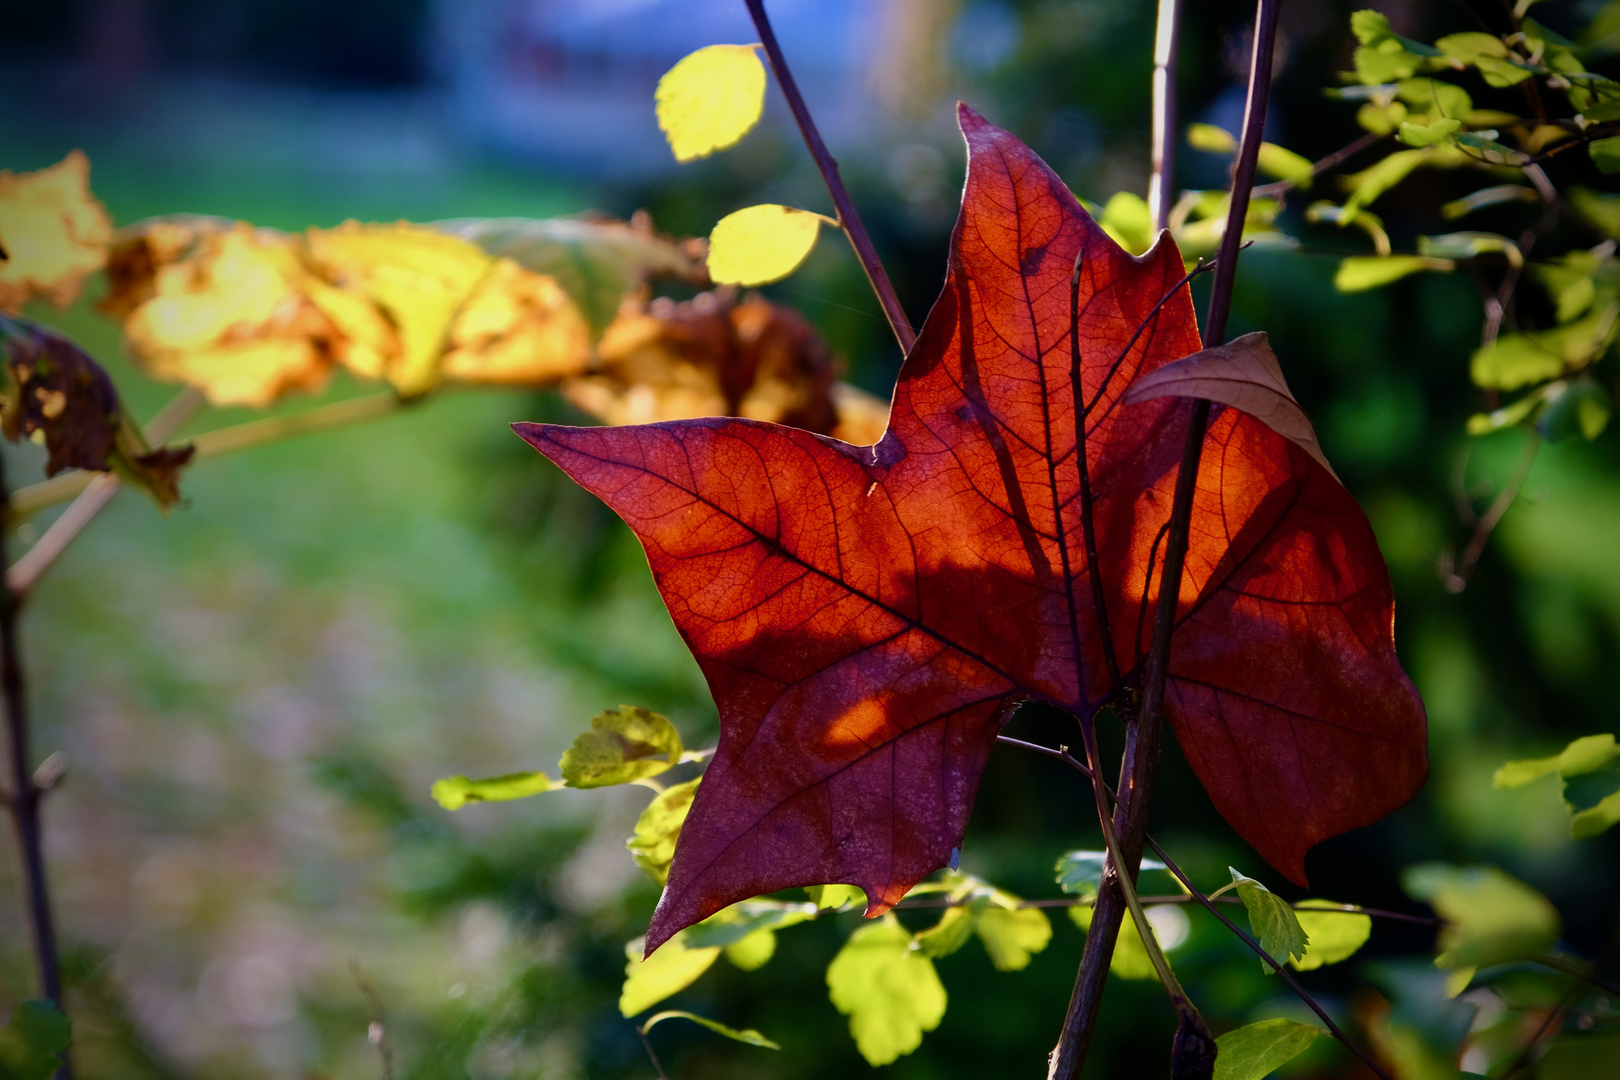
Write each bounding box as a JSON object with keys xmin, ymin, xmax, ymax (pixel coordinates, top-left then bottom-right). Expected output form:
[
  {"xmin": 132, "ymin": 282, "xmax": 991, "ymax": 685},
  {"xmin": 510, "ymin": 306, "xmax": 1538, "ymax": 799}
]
[
  {"xmin": 1048, "ymin": 1, "xmax": 1281, "ymax": 1076},
  {"xmin": 742, "ymin": 0, "xmax": 916, "ymax": 354}
]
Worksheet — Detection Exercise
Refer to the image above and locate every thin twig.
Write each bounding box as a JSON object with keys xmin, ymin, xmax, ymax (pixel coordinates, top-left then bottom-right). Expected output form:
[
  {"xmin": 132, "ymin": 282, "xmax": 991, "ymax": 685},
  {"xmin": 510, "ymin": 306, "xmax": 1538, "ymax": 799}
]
[
  {"xmin": 1531, "ymin": 955, "xmax": 1620, "ymax": 999},
  {"xmin": 1148, "ymin": 0, "xmax": 1183, "ymax": 232},
  {"xmin": 638, "ymin": 1028, "xmax": 671, "ymax": 1080},
  {"xmin": 743, "ymin": 0, "xmax": 915, "ymax": 354},
  {"xmin": 349, "ymin": 959, "xmax": 396, "ymax": 1080},
  {"xmin": 6, "ymin": 392, "xmax": 400, "ymax": 596},
  {"xmin": 1442, "ymin": 431, "xmax": 1540, "ymax": 592},
  {"xmin": 1251, "ymin": 132, "xmax": 1384, "ymax": 199},
  {"xmin": 0, "ymin": 453, "xmax": 74, "ymax": 1080},
  {"xmin": 1145, "ymin": 837, "xmax": 1398, "ymax": 1080}
]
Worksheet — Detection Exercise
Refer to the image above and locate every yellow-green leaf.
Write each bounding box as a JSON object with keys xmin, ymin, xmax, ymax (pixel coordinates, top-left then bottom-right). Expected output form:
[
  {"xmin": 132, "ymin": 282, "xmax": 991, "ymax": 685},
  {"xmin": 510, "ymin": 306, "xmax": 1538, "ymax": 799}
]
[
  {"xmin": 1289, "ymin": 901, "xmax": 1373, "ymax": 971},
  {"xmin": 1069, "ymin": 903, "xmax": 1189, "ymax": 980},
  {"xmin": 1231, "ymin": 868, "xmax": 1309, "ymax": 973},
  {"xmin": 1213, "ymin": 1018, "xmax": 1321, "ymax": 1080},
  {"xmin": 1398, "ymin": 117, "xmax": 1461, "ymax": 147},
  {"xmin": 1477, "ymin": 55, "xmax": 1535, "ymax": 87},
  {"xmin": 684, "ymin": 899, "xmax": 817, "ymax": 950},
  {"xmin": 1569, "ymin": 187, "xmax": 1620, "ymax": 239},
  {"xmin": 627, "ymin": 777, "xmax": 700, "ymax": 884},
  {"xmin": 1343, "ymin": 148, "xmax": 1431, "ymax": 212},
  {"xmin": 1418, "ymin": 231, "xmax": 1522, "ymax": 266},
  {"xmin": 826, "ymin": 915, "xmax": 946, "ymax": 1066},
  {"xmin": 913, "ymin": 899, "xmax": 985, "ymax": 960},
  {"xmin": 1402, "ymin": 863, "xmax": 1561, "ymax": 968},
  {"xmin": 1187, "ymin": 123, "xmax": 1238, "ymax": 153},
  {"xmin": 430, "ymin": 771, "xmax": 558, "ymax": 810},
  {"xmin": 638, "ymin": 1009, "xmax": 780, "ymax": 1049},
  {"xmin": 1591, "ymin": 135, "xmax": 1620, "ymax": 174},
  {"xmin": 807, "ymin": 884, "xmax": 867, "ymax": 911},
  {"xmin": 706, "ymin": 204, "xmax": 823, "ymax": 286},
  {"xmin": 976, "ymin": 903, "xmax": 1052, "ymax": 972},
  {"xmin": 1334, "ymin": 255, "xmax": 1453, "ymax": 292},
  {"xmin": 1098, "ymin": 191, "xmax": 1154, "ymax": 256},
  {"xmin": 1471, "ymin": 303, "xmax": 1620, "ymax": 390},
  {"xmin": 1257, "ymin": 143, "xmax": 1314, "ymax": 188},
  {"xmin": 560, "ymin": 704, "xmax": 684, "ymax": 789},
  {"xmin": 656, "ymin": 44, "xmax": 768, "ymax": 163},
  {"xmin": 1436, "ymin": 32, "xmax": 1509, "ymax": 64},
  {"xmin": 722, "ymin": 929, "xmax": 778, "ymax": 971},
  {"xmin": 621, "ymin": 933, "xmax": 721, "ymax": 1017}
]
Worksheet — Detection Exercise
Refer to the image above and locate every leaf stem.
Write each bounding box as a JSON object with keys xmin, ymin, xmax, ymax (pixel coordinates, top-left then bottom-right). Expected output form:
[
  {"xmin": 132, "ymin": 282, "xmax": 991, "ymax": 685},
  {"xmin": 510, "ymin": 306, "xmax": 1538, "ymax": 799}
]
[
  {"xmin": 1071, "ymin": 255, "xmax": 1121, "ymax": 691},
  {"xmin": 1148, "ymin": 0, "xmax": 1183, "ymax": 232},
  {"xmin": 0, "ymin": 452, "xmax": 74, "ymax": 1080},
  {"xmin": 742, "ymin": 0, "xmax": 916, "ymax": 354}
]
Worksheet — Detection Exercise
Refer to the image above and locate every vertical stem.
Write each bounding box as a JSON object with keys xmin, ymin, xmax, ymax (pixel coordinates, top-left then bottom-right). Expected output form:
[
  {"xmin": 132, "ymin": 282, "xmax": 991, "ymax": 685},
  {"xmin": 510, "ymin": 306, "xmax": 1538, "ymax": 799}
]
[
  {"xmin": 743, "ymin": 0, "xmax": 917, "ymax": 354},
  {"xmin": 1148, "ymin": 0, "xmax": 1183, "ymax": 232},
  {"xmin": 1048, "ymin": 3, "xmax": 1281, "ymax": 1077},
  {"xmin": 0, "ymin": 452, "xmax": 71, "ymax": 1076}
]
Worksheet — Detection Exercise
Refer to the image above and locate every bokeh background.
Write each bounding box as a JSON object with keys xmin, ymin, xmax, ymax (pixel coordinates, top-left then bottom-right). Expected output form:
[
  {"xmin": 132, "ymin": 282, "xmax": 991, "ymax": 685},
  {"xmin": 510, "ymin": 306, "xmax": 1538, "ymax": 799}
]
[{"xmin": 3, "ymin": 0, "xmax": 1619, "ymax": 1076}]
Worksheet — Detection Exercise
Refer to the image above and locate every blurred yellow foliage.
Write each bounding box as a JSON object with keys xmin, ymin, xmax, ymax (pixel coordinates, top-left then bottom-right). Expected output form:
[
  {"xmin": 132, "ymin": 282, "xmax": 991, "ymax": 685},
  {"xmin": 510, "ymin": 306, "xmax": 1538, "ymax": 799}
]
[
  {"xmin": 106, "ymin": 218, "xmax": 593, "ymax": 407},
  {"xmin": 0, "ymin": 151, "xmax": 113, "ymax": 311}
]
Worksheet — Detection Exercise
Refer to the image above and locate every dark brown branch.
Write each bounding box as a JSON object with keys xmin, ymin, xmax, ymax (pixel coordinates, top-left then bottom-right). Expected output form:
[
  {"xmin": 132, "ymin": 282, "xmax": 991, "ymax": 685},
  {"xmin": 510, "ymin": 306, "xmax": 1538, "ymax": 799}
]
[
  {"xmin": 1049, "ymin": 7, "xmax": 1282, "ymax": 1074},
  {"xmin": 743, "ymin": 0, "xmax": 916, "ymax": 355},
  {"xmin": 0, "ymin": 453, "xmax": 73, "ymax": 1080},
  {"xmin": 1442, "ymin": 431, "xmax": 1540, "ymax": 592},
  {"xmin": 1251, "ymin": 131, "xmax": 1384, "ymax": 199}
]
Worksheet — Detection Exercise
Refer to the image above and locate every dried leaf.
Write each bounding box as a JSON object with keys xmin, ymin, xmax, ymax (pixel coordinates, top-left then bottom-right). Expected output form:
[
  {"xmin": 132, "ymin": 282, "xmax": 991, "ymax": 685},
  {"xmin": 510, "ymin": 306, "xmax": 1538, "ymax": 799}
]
[
  {"xmin": 438, "ymin": 258, "xmax": 590, "ymax": 386},
  {"xmin": 0, "ymin": 316, "xmax": 119, "ymax": 474},
  {"xmin": 562, "ymin": 291, "xmax": 840, "ymax": 434},
  {"xmin": 1123, "ymin": 332, "xmax": 1339, "ymax": 482},
  {"xmin": 0, "ymin": 152, "xmax": 112, "ymax": 312}
]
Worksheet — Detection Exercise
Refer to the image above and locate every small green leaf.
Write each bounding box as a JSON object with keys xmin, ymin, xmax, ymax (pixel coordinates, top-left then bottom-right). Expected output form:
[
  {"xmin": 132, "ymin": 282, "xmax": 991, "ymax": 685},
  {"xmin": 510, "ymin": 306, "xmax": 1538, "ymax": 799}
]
[
  {"xmin": 1471, "ymin": 303, "xmax": 1620, "ymax": 389},
  {"xmin": 912, "ymin": 898, "xmax": 986, "ymax": 960},
  {"xmin": 1466, "ymin": 386, "xmax": 1548, "ymax": 436},
  {"xmin": 684, "ymin": 898, "xmax": 817, "ymax": 949},
  {"xmin": 1454, "ymin": 130, "xmax": 1529, "ymax": 165},
  {"xmin": 1230, "ymin": 868, "xmax": 1310, "ymax": 973},
  {"xmin": 1212, "ymin": 1018, "xmax": 1322, "ymax": 1080},
  {"xmin": 1538, "ymin": 380, "xmax": 1612, "ymax": 442},
  {"xmin": 1099, "ymin": 191, "xmax": 1155, "ymax": 256},
  {"xmin": 627, "ymin": 777, "xmax": 699, "ymax": 884},
  {"xmin": 655, "ymin": 44, "xmax": 768, "ymax": 163},
  {"xmin": 1418, "ymin": 231, "xmax": 1522, "ymax": 266},
  {"xmin": 1436, "ymin": 32, "xmax": 1509, "ymax": 64},
  {"xmin": 1398, "ymin": 117, "xmax": 1461, "ymax": 147},
  {"xmin": 1257, "ymin": 143, "xmax": 1314, "ymax": 188},
  {"xmin": 1442, "ymin": 184, "xmax": 1539, "ymax": 219},
  {"xmin": 1591, "ymin": 136, "xmax": 1620, "ymax": 175},
  {"xmin": 1053, "ymin": 849, "xmax": 1167, "ymax": 898},
  {"xmin": 1289, "ymin": 901, "xmax": 1373, "ymax": 970},
  {"xmin": 431, "ymin": 771, "xmax": 558, "ymax": 810},
  {"xmin": 1069, "ymin": 903, "xmax": 1189, "ymax": 980},
  {"xmin": 1333, "ymin": 256, "xmax": 1454, "ymax": 292},
  {"xmin": 1476, "ymin": 55, "xmax": 1535, "ymax": 87},
  {"xmin": 0, "ymin": 1001, "xmax": 72, "ymax": 1080},
  {"xmin": 1402, "ymin": 863, "xmax": 1561, "ymax": 968},
  {"xmin": 1533, "ymin": 249, "xmax": 1611, "ymax": 323},
  {"xmin": 976, "ymin": 903, "xmax": 1052, "ymax": 972},
  {"xmin": 620, "ymin": 933, "xmax": 720, "ymax": 1017},
  {"xmin": 826, "ymin": 915, "xmax": 947, "ymax": 1066},
  {"xmin": 560, "ymin": 705, "xmax": 684, "ymax": 789},
  {"xmin": 1343, "ymin": 149, "xmax": 1431, "ymax": 212},
  {"xmin": 638, "ymin": 1009, "xmax": 780, "ymax": 1049},
  {"xmin": 706, "ymin": 204, "xmax": 823, "ymax": 286},
  {"xmin": 806, "ymin": 884, "xmax": 867, "ymax": 911},
  {"xmin": 723, "ymin": 929, "xmax": 778, "ymax": 971},
  {"xmin": 1187, "ymin": 123, "xmax": 1238, "ymax": 153},
  {"xmin": 1396, "ymin": 78, "xmax": 1473, "ymax": 121},
  {"xmin": 1497, "ymin": 734, "xmax": 1620, "ymax": 787}
]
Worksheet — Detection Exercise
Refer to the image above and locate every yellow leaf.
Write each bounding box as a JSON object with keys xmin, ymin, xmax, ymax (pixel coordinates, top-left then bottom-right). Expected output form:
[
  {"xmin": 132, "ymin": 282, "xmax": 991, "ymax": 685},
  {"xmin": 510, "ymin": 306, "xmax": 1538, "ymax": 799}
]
[
  {"xmin": 116, "ymin": 223, "xmax": 336, "ymax": 408},
  {"xmin": 0, "ymin": 151, "xmax": 113, "ymax": 311},
  {"xmin": 706, "ymin": 205, "xmax": 822, "ymax": 286},
  {"xmin": 656, "ymin": 44, "xmax": 767, "ymax": 163},
  {"xmin": 440, "ymin": 258, "xmax": 591, "ymax": 385},
  {"xmin": 306, "ymin": 222, "xmax": 495, "ymax": 397}
]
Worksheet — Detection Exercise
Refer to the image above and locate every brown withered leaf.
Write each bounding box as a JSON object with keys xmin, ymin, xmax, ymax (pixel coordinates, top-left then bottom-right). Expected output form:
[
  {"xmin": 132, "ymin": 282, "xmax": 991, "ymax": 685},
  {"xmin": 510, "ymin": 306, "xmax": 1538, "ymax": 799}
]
[
  {"xmin": 1122, "ymin": 331, "xmax": 1339, "ymax": 482},
  {"xmin": 563, "ymin": 291, "xmax": 841, "ymax": 433},
  {"xmin": 0, "ymin": 316, "xmax": 194, "ymax": 507},
  {"xmin": 0, "ymin": 316, "xmax": 119, "ymax": 473},
  {"xmin": 107, "ymin": 219, "xmax": 339, "ymax": 408},
  {"xmin": 0, "ymin": 151, "xmax": 113, "ymax": 312}
]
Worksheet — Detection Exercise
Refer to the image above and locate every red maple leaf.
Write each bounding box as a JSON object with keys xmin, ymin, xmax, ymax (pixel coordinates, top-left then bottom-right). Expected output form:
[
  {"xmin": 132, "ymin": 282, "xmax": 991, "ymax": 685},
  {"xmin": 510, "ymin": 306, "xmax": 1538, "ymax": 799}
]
[{"xmin": 517, "ymin": 105, "xmax": 1427, "ymax": 952}]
